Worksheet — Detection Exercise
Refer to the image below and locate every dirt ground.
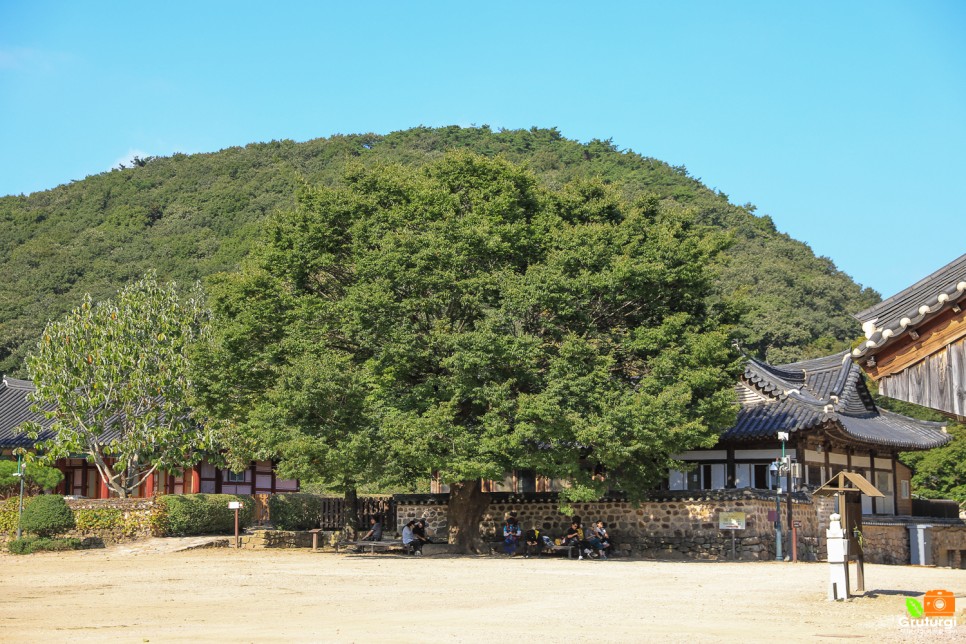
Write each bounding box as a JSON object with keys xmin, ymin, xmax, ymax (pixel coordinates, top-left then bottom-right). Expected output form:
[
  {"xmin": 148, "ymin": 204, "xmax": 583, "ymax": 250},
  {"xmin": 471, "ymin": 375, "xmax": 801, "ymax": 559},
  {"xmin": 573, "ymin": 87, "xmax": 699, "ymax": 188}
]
[{"xmin": 1, "ymin": 542, "xmax": 964, "ymax": 643}]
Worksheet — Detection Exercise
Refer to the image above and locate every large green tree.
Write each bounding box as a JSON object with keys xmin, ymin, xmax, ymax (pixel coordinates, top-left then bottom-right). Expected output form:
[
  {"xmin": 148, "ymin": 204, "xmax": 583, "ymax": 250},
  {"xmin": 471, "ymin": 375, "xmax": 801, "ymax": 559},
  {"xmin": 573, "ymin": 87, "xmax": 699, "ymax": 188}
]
[
  {"xmin": 24, "ymin": 274, "xmax": 215, "ymax": 497},
  {"xmin": 196, "ymin": 152, "xmax": 741, "ymax": 550}
]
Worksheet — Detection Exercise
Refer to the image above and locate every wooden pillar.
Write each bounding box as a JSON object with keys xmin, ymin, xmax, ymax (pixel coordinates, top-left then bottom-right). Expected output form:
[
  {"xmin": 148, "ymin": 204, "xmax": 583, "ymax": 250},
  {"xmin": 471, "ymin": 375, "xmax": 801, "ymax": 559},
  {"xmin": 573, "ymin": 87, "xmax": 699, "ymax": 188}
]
[
  {"xmin": 214, "ymin": 467, "xmax": 223, "ymax": 494},
  {"xmin": 144, "ymin": 472, "xmax": 155, "ymax": 497},
  {"xmin": 190, "ymin": 465, "xmax": 201, "ymax": 494},
  {"xmin": 99, "ymin": 477, "xmax": 109, "ymax": 499},
  {"xmin": 891, "ymin": 454, "xmax": 900, "ymax": 516},
  {"xmin": 726, "ymin": 447, "xmax": 736, "ymax": 488},
  {"xmin": 868, "ymin": 450, "xmax": 877, "ymax": 515},
  {"xmin": 57, "ymin": 461, "xmax": 69, "ymax": 495},
  {"xmin": 823, "ymin": 441, "xmax": 831, "ymax": 483},
  {"xmin": 795, "ymin": 443, "xmax": 806, "ymax": 482},
  {"xmin": 249, "ymin": 461, "xmax": 257, "ymax": 495},
  {"xmin": 846, "ymin": 448, "xmax": 853, "ymax": 472},
  {"xmin": 81, "ymin": 460, "xmax": 89, "ymax": 497}
]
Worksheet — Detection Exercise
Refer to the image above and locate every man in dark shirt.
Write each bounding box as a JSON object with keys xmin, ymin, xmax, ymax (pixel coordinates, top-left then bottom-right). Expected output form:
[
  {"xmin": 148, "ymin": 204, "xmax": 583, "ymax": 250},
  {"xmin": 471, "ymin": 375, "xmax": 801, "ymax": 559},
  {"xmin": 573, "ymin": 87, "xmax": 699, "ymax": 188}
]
[
  {"xmin": 360, "ymin": 516, "xmax": 383, "ymax": 541},
  {"xmin": 413, "ymin": 518, "xmax": 432, "ymax": 545}
]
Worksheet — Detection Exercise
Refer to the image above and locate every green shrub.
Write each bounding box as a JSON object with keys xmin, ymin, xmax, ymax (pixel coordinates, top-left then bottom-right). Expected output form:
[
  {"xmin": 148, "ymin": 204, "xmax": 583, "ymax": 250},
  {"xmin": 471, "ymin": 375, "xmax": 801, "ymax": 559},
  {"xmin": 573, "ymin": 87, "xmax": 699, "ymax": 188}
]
[
  {"xmin": 8, "ymin": 535, "xmax": 82, "ymax": 554},
  {"xmin": 21, "ymin": 494, "xmax": 74, "ymax": 537},
  {"xmin": 152, "ymin": 494, "xmax": 254, "ymax": 536},
  {"xmin": 0, "ymin": 460, "xmax": 65, "ymax": 496},
  {"xmin": 0, "ymin": 496, "xmax": 36, "ymax": 535},
  {"xmin": 74, "ymin": 507, "xmax": 123, "ymax": 531},
  {"xmin": 268, "ymin": 493, "xmax": 323, "ymax": 530}
]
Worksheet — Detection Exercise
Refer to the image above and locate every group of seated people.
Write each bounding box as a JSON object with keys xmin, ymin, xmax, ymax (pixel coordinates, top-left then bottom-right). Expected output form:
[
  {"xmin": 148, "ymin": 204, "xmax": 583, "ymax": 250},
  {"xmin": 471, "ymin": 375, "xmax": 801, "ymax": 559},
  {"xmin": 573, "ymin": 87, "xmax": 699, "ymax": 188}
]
[
  {"xmin": 358, "ymin": 513, "xmax": 613, "ymax": 560},
  {"xmin": 503, "ymin": 514, "xmax": 613, "ymax": 560},
  {"xmin": 360, "ymin": 515, "xmax": 433, "ymax": 556}
]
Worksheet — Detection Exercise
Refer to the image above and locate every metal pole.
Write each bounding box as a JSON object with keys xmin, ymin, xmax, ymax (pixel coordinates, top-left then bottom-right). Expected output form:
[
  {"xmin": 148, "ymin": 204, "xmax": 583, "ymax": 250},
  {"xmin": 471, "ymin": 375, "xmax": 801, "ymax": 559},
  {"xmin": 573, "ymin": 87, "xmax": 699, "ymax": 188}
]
[
  {"xmin": 15, "ymin": 451, "xmax": 25, "ymax": 540},
  {"xmin": 775, "ymin": 487, "xmax": 782, "ymax": 561},
  {"xmin": 234, "ymin": 507, "xmax": 240, "ymax": 549}
]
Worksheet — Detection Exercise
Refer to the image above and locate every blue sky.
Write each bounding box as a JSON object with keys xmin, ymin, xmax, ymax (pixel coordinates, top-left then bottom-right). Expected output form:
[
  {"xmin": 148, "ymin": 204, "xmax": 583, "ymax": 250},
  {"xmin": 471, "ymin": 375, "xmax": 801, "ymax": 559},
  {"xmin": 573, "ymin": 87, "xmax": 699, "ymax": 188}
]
[{"xmin": 1, "ymin": 1, "xmax": 963, "ymax": 298}]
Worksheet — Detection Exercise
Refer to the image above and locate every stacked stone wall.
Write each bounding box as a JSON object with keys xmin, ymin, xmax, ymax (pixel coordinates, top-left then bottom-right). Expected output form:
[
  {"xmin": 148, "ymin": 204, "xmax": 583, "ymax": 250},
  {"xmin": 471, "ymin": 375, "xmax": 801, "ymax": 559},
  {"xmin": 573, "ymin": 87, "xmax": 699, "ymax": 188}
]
[
  {"xmin": 237, "ymin": 529, "xmax": 342, "ymax": 549},
  {"xmin": 862, "ymin": 524, "xmax": 909, "ymax": 565},
  {"xmin": 929, "ymin": 525, "xmax": 966, "ymax": 568},
  {"xmin": 397, "ymin": 490, "xmax": 818, "ymax": 561},
  {"xmin": 65, "ymin": 497, "xmax": 155, "ymax": 544}
]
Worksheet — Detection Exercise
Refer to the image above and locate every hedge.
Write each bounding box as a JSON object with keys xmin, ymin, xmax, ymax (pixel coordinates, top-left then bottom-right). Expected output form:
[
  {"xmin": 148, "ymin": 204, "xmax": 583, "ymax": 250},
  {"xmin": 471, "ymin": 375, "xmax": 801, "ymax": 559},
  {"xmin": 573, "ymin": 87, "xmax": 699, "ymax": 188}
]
[
  {"xmin": 8, "ymin": 536, "xmax": 82, "ymax": 554},
  {"xmin": 0, "ymin": 496, "xmax": 36, "ymax": 535},
  {"xmin": 267, "ymin": 493, "xmax": 323, "ymax": 530},
  {"xmin": 151, "ymin": 494, "xmax": 254, "ymax": 536}
]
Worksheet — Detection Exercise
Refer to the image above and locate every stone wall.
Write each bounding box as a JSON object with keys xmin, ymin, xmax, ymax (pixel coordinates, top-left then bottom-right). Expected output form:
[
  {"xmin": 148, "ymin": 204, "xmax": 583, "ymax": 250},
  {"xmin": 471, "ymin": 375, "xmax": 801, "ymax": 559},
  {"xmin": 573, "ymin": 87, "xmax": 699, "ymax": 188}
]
[
  {"xmin": 65, "ymin": 497, "xmax": 156, "ymax": 544},
  {"xmin": 237, "ymin": 529, "xmax": 342, "ymax": 549},
  {"xmin": 929, "ymin": 525, "xmax": 966, "ymax": 568},
  {"xmin": 862, "ymin": 524, "xmax": 909, "ymax": 565},
  {"xmin": 397, "ymin": 490, "xmax": 818, "ymax": 561}
]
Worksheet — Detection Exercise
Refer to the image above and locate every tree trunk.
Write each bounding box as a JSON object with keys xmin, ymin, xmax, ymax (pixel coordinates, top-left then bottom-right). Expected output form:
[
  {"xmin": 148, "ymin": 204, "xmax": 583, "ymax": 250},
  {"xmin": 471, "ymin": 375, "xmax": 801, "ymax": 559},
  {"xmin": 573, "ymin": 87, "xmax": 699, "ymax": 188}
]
[
  {"xmin": 447, "ymin": 479, "xmax": 490, "ymax": 553},
  {"xmin": 343, "ymin": 486, "xmax": 360, "ymax": 539}
]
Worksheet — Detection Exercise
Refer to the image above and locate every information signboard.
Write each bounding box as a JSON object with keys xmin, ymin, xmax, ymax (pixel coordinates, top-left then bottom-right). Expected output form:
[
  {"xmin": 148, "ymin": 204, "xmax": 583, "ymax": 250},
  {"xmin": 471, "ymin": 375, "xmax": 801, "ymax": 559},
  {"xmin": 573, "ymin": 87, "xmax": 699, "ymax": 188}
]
[{"xmin": 718, "ymin": 511, "xmax": 746, "ymax": 530}]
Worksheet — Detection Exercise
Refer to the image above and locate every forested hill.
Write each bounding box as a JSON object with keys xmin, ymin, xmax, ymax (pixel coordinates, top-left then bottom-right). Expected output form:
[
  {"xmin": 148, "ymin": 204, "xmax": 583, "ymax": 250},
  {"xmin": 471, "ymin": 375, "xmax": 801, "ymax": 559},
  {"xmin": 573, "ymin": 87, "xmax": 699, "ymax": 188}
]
[{"xmin": 0, "ymin": 126, "xmax": 878, "ymax": 375}]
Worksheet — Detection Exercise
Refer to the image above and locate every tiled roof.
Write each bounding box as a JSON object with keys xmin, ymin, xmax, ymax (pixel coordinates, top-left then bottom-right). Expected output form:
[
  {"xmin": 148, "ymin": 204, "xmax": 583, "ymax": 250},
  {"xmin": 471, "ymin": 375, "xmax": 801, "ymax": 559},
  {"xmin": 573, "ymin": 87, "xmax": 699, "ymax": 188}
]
[
  {"xmin": 0, "ymin": 376, "xmax": 55, "ymax": 448},
  {"xmin": 0, "ymin": 376, "xmax": 126, "ymax": 449},
  {"xmin": 722, "ymin": 352, "xmax": 950, "ymax": 450},
  {"xmin": 853, "ymin": 252, "xmax": 966, "ymax": 358}
]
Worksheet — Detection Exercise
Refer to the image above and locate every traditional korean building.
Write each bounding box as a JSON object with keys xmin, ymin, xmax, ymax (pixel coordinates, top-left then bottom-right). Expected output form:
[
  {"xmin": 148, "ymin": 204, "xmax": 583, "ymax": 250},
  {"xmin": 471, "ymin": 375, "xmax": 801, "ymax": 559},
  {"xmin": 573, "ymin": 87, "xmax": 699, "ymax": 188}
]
[
  {"xmin": 667, "ymin": 351, "xmax": 951, "ymax": 516},
  {"xmin": 0, "ymin": 375, "xmax": 297, "ymax": 498},
  {"xmin": 852, "ymin": 252, "xmax": 966, "ymax": 419}
]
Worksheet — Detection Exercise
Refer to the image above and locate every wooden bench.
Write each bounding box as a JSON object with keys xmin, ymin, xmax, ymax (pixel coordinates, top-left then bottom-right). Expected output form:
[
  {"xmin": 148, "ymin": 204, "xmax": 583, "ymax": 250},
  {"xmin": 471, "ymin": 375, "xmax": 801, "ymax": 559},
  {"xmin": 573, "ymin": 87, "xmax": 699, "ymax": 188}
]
[
  {"xmin": 490, "ymin": 541, "xmax": 578, "ymax": 558},
  {"xmin": 335, "ymin": 539, "xmax": 405, "ymax": 554},
  {"xmin": 542, "ymin": 543, "xmax": 579, "ymax": 559}
]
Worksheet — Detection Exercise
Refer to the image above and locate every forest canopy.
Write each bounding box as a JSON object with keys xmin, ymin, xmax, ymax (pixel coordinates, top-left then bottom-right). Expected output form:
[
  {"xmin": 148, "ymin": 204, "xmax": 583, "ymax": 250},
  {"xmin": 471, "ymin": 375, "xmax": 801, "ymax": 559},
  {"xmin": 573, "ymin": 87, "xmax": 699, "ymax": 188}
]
[{"xmin": 0, "ymin": 126, "xmax": 879, "ymax": 376}]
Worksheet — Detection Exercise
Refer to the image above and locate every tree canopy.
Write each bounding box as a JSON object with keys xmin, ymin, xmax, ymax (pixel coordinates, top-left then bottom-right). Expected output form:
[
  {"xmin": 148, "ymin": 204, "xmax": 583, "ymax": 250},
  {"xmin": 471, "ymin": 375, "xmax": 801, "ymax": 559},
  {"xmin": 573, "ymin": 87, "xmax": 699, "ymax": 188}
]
[
  {"xmin": 0, "ymin": 126, "xmax": 878, "ymax": 377},
  {"xmin": 24, "ymin": 274, "xmax": 215, "ymax": 497},
  {"xmin": 194, "ymin": 152, "xmax": 742, "ymax": 549}
]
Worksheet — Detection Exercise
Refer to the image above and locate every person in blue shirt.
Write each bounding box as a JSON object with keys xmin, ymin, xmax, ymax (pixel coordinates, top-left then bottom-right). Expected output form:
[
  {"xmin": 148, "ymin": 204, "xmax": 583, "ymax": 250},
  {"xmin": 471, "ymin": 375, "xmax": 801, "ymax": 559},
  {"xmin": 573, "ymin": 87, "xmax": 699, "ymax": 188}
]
[
  {"xmin": 502, "ymin": 517, "xmax": 522, "ymax": 555},
  {"xmin": 402, "ymin": 520, "xmax": 422, "ymax": 556}
]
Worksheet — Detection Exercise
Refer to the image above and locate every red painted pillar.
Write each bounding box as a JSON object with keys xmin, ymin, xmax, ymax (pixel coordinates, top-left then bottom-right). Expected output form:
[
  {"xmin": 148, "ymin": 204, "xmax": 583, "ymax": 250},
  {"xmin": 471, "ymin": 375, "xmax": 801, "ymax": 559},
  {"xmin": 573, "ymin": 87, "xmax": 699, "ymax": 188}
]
[
  {"xmin": 99, "ymin": 477, "xmax": 110, "ymax": 499},
  {"xmin": 190, "ymin": 466, "xmax": 201, "ymax": 494},
  {"xmin": 144, "ymin": 472, "xmax": 155, "ymax": 497}
]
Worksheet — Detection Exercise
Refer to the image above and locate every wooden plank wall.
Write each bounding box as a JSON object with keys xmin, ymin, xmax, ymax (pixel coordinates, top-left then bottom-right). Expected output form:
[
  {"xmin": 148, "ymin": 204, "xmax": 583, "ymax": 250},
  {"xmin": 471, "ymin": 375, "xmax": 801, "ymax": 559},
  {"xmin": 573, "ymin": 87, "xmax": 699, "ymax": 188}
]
[{"xmin": 879, "ymin": 336, "xmax": 966, "ymax": 418}]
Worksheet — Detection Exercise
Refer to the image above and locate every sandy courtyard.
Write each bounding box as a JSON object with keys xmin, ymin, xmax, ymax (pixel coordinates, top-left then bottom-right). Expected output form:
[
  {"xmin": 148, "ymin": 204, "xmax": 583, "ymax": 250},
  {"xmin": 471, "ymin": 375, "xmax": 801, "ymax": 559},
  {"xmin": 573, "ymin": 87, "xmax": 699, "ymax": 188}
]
[{"xmin": 1, "ymin": 544, "xmax": 963, "ymax": 643}]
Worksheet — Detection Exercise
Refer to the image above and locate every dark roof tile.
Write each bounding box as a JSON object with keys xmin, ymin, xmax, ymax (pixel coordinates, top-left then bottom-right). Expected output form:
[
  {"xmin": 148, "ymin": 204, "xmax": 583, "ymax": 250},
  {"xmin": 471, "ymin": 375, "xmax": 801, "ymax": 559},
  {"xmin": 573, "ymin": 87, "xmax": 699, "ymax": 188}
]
[{"xmin": 722, "ymin": 353, "xmax": 950, "ymax": 450}]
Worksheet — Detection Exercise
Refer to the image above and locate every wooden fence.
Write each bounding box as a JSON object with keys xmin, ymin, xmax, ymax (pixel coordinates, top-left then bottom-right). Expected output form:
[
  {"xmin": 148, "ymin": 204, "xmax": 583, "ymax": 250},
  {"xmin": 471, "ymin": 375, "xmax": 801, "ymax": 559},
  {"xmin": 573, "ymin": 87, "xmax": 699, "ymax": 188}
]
[
  {"xmin": 319, "ymin": 496, "xmax": 396, "ymax": 530},
  {"xmin": 252, "ymin": 493, "xmax": 396, "ymax": 531},
  {"xmin": 912, "ymin": 498, "xmax": 962, "ymax": 519}
]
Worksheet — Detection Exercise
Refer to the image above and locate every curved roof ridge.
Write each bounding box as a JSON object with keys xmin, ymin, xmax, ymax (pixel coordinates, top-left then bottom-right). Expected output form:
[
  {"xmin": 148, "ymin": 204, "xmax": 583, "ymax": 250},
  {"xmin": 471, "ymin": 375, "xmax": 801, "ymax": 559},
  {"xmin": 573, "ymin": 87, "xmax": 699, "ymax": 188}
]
[
  {"xmin": 745, "ymin": 356, "xmax": 803, "ymax": 386},
  {"xmin": 2, "ymin": 375, "xmax": 35, "ymax": 391},
  {"xmin": 853, "ymin": 252, "xmax": 966, "ymax": 357},
  {"xmin": 778, "ymin": 350, "xmax": 851, "ymax": 373}
]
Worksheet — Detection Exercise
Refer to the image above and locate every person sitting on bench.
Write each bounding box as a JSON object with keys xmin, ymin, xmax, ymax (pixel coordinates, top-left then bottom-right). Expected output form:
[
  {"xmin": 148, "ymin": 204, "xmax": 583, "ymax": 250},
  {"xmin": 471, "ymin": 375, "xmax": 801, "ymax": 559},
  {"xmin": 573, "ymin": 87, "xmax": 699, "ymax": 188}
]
[
  {"xmin": 563, "ymin": 520, "xmax": 589, "ymax": 559},
  {"xmin": 413, "ymin": 518, "xmax": 433, "ymax": 546},
  {"xmin": 593, "ymin": 520, "xmax": 613, "ymax": 557},
  {"xmin": 584, "ymin": 522, "xmax": 608, "ymax": 559},
  {"xmin": 360, "ymin": 516, "xmax": 383, "ymax": 541},
  {"xmin": 523, "ymin": 528, "xmax": 546, "ymax": 558},
  {"xmin": 502, "ymin": 517, "xmax": 522, "ymax": 555},
  {"xmin": 402, "ymin": 520, "xmax": 422, "ymax": 556}
]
